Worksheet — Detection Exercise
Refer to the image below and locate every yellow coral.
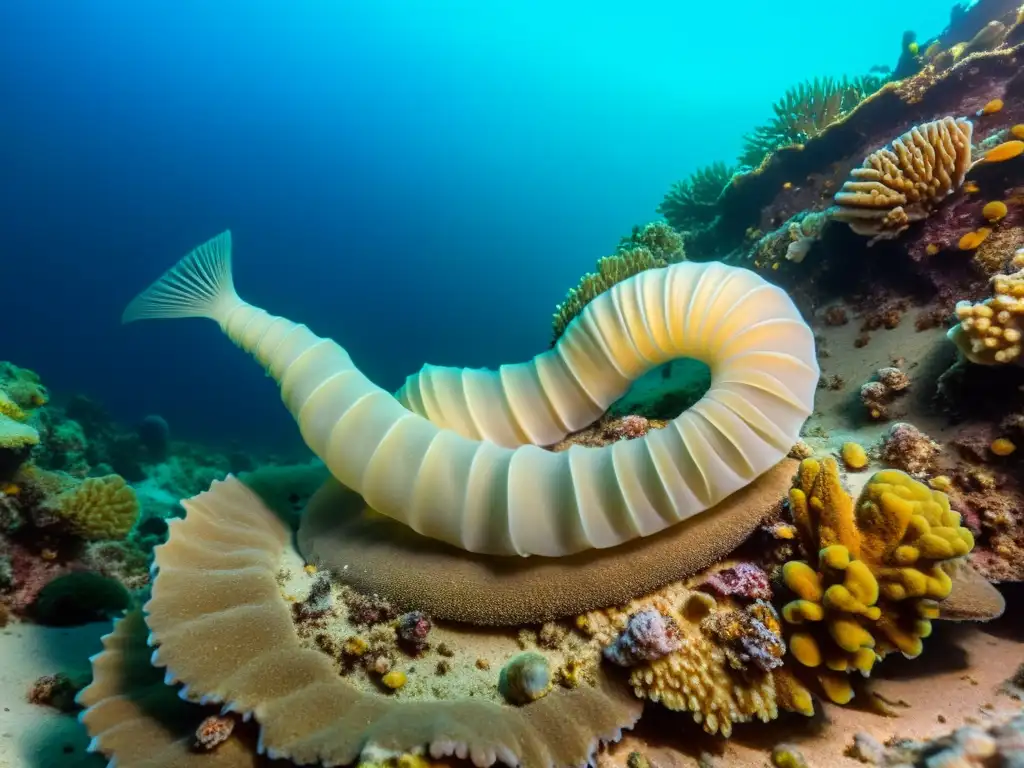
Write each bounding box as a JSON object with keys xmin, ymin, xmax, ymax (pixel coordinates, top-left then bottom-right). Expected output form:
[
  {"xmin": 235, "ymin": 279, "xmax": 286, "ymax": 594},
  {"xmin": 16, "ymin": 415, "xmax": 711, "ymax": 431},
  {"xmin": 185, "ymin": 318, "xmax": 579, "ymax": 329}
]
[
  {"xmin": 982, "ymin": 140, "xmax": 1024, "ymax": 163},
  {"xmin": 780, "ymin": 459, "xmax": 972, "ymax": 705},
  {"xmin": 982, "ymin": 200, "xmax": 1008, "ymax": 222},
  {"xmin": 56, "ymin": 475, "xmax": 140, "ymax": 540},
  {"xmin": 949, "ymin": 265, "xmax": 1024, "ymax": 364},
  {"xmin": 840, "ymin": 442, "xmax": 868, "ymax": 470},
  {"xmin": 958, "ymin": 227, "xmax": 992, "ymax": 250},
  {"xmin": 0, "ymin": 413, "xmax": 39, "ymax": 450},
  {"xmin": 578, "ymin": 583, "xmax": 784, "ymax": 737},
  {"xmin": 381, "ymin": 670, "xmax": 407, "ymax": 690},
  {"xmin": 0, "ymin": 390, "xmax": 26, "ymax": 422}
]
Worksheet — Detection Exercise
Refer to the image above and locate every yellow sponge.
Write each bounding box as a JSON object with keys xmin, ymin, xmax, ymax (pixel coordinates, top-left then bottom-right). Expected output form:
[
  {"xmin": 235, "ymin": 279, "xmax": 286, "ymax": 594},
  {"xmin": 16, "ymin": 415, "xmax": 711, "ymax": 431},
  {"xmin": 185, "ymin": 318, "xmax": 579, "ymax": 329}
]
[
  {"xmin": 780, "ymin": 460, "xmax": 973, "ymax": 706},
  {"xmin": 57, "ymin": 475, "xmax": 140, "ymax": 540}
]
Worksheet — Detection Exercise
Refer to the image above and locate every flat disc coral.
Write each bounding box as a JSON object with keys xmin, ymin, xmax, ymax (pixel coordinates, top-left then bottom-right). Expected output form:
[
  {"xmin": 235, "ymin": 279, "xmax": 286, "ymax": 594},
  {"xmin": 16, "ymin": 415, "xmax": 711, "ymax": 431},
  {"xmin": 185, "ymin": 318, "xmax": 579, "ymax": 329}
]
[
  {"xmin": 76, "ymin": 609, "xmax": 268, "ymax": 767},
  {"xmin": 145, "ymin": 477, "xmax": 643, "ymax": 768},
  {"xmin": 298, "ymin": 459, "xmax": 798, "ymax": 625}
]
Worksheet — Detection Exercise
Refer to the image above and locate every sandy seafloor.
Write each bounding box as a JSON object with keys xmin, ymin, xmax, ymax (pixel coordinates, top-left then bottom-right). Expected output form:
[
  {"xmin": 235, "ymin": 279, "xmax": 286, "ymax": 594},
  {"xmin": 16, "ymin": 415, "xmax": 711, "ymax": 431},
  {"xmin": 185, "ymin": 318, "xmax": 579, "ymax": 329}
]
[
  {"xmin": 0, "ymin": 622, "xmax": 106, "ymax": 768},
  {"xmin": 0, "ymin": 308, "xmax": 1020, "ymax": 767}
]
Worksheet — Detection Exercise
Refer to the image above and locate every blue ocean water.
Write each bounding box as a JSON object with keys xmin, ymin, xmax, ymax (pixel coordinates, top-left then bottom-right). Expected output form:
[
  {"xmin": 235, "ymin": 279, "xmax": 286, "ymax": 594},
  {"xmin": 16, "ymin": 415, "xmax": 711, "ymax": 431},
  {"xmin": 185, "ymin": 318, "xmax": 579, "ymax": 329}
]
[{"xmin": 0, "ymin": 0, "xmax": 955, "ymax": 454}]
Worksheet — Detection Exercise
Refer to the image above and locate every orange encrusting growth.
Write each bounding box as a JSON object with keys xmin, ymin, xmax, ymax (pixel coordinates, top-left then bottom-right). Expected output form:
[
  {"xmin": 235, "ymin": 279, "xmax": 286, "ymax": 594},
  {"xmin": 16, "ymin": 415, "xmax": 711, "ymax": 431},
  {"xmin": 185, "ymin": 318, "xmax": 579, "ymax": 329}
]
[
  {"xmin": 983, "ymin": 140, "xmax": 1024, "ymax": 163},
  {"xmin": 958, "ymin": 228, "xmax": 992, "ymax": 250},
  {"xmin": 982, "ymin": 200, "xmax": 1008, "ymax": 222},
  {"xmin": 978, "ymin": 99, "xmax": 1003, "ymax": 115}
]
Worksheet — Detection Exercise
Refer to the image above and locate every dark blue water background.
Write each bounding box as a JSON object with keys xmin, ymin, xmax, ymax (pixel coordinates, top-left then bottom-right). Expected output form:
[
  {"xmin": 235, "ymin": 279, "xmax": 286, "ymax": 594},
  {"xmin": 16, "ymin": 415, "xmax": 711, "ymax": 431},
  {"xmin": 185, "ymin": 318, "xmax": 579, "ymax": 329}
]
[{"xmin": 0, "ymin": 1, "xmax": 952, "ymax": 455}]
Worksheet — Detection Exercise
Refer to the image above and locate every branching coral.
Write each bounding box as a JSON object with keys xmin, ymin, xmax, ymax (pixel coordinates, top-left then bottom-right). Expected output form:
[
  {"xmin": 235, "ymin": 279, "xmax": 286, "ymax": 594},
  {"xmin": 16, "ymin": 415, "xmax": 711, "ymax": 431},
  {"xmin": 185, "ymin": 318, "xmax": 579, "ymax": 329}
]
[
  {"xmin": 740, "ymin": 76, "xmax": 886, "ymax": 168},
  {"xmin": 657, "ymin": 162, "xmax": 734, "ymax": 232},
  {"xmin": 551, "ymin": 245, "xmax": 667, "ymax": 343},
  {"xmin": 616, "ymin": 221, "xmax": 685, "ymax": 262},
  {"xmin": 949, "ymin": 250, "xmax": 1024, "ymax": 364},
  {"xmin": 832, "ymin": 116, "xmax": 974, "ymax": 242},
  {"xmin": 781, "ymin": 457, "xmax": 974, "ymax": 704}
]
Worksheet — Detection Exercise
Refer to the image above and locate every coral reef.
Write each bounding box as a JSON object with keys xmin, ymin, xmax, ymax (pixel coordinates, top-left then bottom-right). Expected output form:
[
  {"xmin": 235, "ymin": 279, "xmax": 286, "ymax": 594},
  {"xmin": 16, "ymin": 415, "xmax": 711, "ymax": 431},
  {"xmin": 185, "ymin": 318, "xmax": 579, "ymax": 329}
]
[
  {"xmin": 832, "ymin": 116, "xmax": 974, "ymax": 242},
  {"xmin": 657, "ymin": 162, "xmax": 734, "ymax": 231},
  {"xmin": 550, "ymin": 221, "xmax": 684, "ymax": 343},
  {"xmin": 578, "ymin": 579, "xmax": 786, "ymax": 737},
  {"xmin": 781, "ymin": 457, "xmax": 975, "ymax": 704},
  {"xmin": 739, "ymin": 76, "xmax": 887, "ymax": 169},
  {"xmin": 950, "ymin": 248, "xmax": 1024, "ymax": 363},
  {"xmin": 47, "ymin": 4, "xmax": 1024, "ymax": 767}
]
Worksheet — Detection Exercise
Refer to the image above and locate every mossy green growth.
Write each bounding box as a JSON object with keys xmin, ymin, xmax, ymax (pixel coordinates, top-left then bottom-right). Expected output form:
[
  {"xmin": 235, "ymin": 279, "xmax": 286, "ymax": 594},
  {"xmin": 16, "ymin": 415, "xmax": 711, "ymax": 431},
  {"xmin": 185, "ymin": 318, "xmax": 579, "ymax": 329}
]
[{"xmin": 33, "ymin": 572, "xmax": 131, "ymax": 626}]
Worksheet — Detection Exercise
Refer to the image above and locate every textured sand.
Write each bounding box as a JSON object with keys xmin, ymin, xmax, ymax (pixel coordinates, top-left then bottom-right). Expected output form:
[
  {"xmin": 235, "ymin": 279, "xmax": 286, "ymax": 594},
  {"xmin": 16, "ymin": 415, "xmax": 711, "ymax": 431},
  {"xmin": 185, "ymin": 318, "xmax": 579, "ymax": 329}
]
[{"xmin": 0, "ymin": 620, "xmax": 107, "ymax": 768}]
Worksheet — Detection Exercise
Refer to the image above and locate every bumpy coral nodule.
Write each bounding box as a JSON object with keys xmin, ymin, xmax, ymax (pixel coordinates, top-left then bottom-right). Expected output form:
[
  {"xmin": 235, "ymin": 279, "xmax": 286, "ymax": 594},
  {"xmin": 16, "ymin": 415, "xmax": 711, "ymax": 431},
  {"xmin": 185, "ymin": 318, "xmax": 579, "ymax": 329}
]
[{"xmin": 949, "ymin": 250, "xmax": 1024, "ymax": 365}]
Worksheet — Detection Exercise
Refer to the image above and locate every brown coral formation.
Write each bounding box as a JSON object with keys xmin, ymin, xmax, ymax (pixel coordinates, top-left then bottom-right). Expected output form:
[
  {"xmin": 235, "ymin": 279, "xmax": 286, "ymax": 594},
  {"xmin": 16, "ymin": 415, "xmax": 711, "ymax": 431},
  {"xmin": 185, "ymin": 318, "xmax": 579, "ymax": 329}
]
[
  {"xmin": 832, "ymin": 117, "xmax": 974, "ymax": 242},
  {"xmin": 860, "ymin": 367, "xmax": 910, "ymax": 420}
]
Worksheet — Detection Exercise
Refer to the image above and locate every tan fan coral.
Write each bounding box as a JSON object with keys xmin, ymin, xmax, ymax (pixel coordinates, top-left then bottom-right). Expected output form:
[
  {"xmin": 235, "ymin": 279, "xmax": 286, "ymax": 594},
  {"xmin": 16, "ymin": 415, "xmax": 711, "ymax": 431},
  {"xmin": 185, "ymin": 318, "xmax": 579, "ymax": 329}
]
[
  {"xmin": 832, "ymin": 116, "xmax": 974, "ymax": 243},
  {"xmin": 298, "ymin": 460, "xmax": 797, "ymax": 625},
  {"xmin": 77, "ymin": 609, "xmax": 268, "ymax": 767},
  {"xmin": 146, "ymin": 476, "xmax": 643, "ymax": 768}
]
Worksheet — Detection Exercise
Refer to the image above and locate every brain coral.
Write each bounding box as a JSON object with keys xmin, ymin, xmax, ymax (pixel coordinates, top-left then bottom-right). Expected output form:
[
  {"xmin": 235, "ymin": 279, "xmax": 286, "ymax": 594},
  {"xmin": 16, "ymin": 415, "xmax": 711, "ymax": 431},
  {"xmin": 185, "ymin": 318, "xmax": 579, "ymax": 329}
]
[
  {"xmin": 782, "ymin": 457, "xmax": 976, "ymax": 704},
  {"xmin": 832, "ymin": 116, "xmax": 974, "ymax": 242},
  {"xmin": 57, "ymin": 474, "xmax": 140, "ymax": 540}
]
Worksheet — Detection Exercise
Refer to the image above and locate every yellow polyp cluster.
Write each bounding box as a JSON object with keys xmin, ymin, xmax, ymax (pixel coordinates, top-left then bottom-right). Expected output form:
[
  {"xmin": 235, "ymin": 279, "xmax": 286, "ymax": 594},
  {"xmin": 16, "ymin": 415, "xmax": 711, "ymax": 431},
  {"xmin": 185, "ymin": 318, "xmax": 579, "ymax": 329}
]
[
  {"xmin": 580, "ymin": 584, "xmax": 785, "ymax": 737},
  {"xmin": 950, "ymin": 263, "xmax": 1024, "ymax": 364},
  {"xmin": 780, "ymin": 458, "xmax": 973, "ymax": 705}
]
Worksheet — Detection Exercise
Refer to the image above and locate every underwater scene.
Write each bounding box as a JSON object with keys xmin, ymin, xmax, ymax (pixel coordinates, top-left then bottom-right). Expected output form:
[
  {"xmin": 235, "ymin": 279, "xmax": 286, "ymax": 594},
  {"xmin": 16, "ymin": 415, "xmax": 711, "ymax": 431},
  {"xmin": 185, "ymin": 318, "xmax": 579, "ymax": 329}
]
[{"xmin": 3, "ymin": 0, "xmax": 1024, "ymax": 766}]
